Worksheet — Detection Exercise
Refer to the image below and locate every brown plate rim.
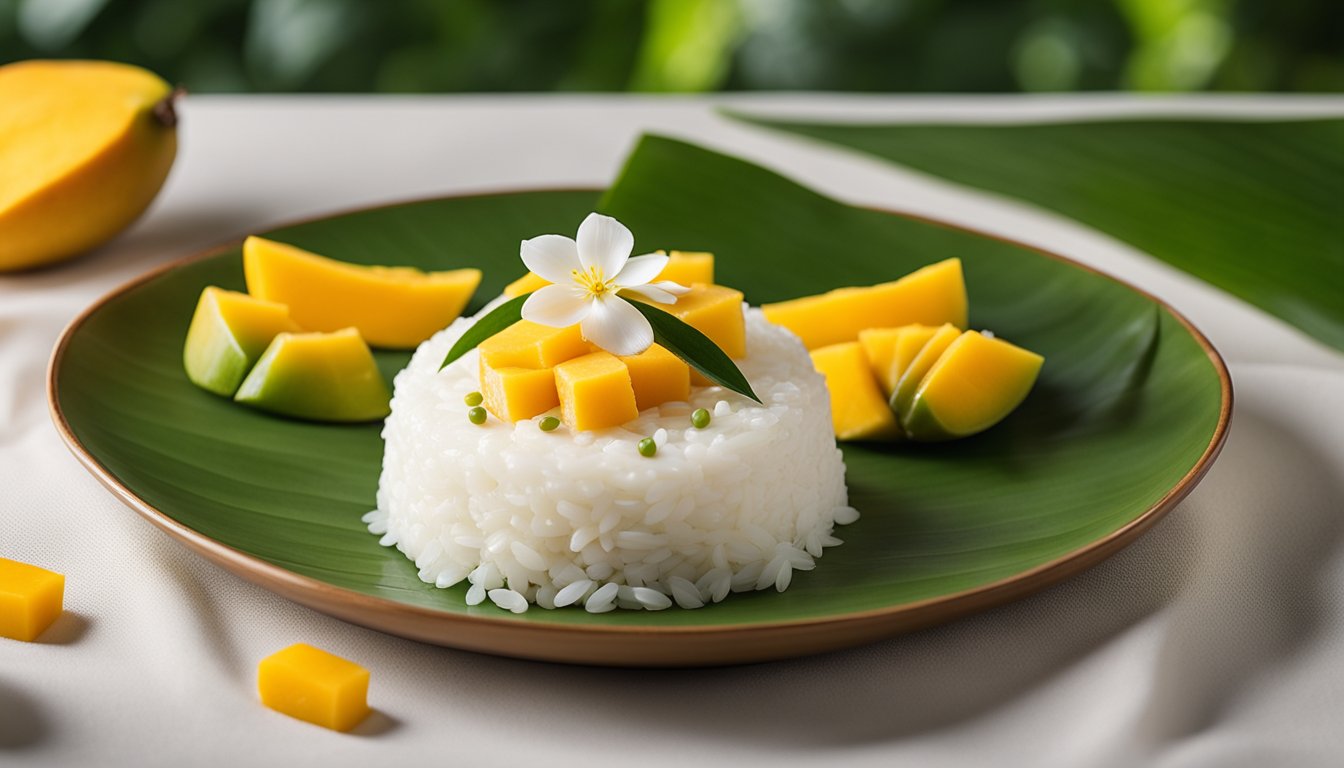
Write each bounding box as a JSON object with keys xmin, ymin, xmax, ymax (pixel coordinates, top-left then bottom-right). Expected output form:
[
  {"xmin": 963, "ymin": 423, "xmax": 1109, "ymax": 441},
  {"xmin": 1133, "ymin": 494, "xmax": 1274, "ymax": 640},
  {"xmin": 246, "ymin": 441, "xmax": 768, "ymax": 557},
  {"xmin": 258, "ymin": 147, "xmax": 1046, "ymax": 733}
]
[{"xmin": 46, "ymin": 186, "xmax": 1233, "ymax": 666}]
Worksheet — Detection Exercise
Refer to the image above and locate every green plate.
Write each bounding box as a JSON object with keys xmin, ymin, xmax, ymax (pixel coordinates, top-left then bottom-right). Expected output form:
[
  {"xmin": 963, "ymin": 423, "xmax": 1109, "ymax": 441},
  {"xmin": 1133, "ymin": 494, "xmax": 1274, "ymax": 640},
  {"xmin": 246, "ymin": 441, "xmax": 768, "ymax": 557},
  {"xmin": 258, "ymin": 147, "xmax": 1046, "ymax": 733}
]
[{"xmin": 49, "ymin": 136, "xmax": 1230, "ymax": 667}]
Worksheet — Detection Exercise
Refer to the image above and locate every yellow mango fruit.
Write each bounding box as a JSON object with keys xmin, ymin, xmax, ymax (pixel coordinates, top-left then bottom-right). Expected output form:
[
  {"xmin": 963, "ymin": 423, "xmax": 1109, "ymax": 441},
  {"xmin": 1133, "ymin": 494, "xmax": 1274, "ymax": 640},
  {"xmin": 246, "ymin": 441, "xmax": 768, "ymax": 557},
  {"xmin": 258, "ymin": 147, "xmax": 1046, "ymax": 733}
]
[
  {"xmin": 554, "ymin": 352, "xmax": 639, "ymax": 431},
  {"xmin": 503, "ymin": 250, "xmax": 715, "ymax": 298},
  {"xmin": 620, "ymin": 344, "xmax": 690, "ymax": 411},
  {"xmin": 258, "ymin": 643, "xmax": 370, "ymax": 732},
  {"xmin": 479, "ymin": 359, "xmax": 559, "ymax": 422},
  {"xmin": 889, "ymin": 324, "xmax": 963, "ymax": 423},
  {"xmin": 810, "ymin": 342, "xmax": 902, "ymax": 441},
  {"xmin": 641, "ymin": 284, "xmax": 746, "ymax": 359},
  {"xmin": 888, "ymin": 325, "xmax": 941, "ymax": 393},
  {"xmin": 902, "ymin": 331, "xmax": 1044, "ymax": 441},
  {"xmin": 0, "ymin": 60, "xmax": 179, "ymax": 271},
  {"xmin": 0, "ymin": 557, "xmax": 65, "ymax": 642},
  {"xmin": 477, "ymin": 320, "xmax": 589, "ymax": 370},
  {"xmin": 761, "ymin": 259, "xmax": 967, "ymax": 349},
  {"xmin": 234, "ymin": 328, "xmax": 391, "ymax": 422},
  {"xmin": 856, "ymin": 327, "xmax": 904, "ymax": 396},
  {"xmin": 243, "ymin": 236, "xmax": 481, "ymax": 349},
  {"xmin": 183, "ymin": 287, "xmax": 301, "ymax": 397}
]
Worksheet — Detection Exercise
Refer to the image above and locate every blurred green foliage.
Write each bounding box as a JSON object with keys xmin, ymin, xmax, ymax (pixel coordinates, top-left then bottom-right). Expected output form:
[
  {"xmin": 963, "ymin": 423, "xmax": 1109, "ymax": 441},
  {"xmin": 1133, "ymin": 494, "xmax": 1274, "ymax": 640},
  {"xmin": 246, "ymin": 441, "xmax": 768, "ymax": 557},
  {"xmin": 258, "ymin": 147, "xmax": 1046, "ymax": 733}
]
[{"xmin": 1, "ymin": 0, "xmax": 1339, "ymax": 92}]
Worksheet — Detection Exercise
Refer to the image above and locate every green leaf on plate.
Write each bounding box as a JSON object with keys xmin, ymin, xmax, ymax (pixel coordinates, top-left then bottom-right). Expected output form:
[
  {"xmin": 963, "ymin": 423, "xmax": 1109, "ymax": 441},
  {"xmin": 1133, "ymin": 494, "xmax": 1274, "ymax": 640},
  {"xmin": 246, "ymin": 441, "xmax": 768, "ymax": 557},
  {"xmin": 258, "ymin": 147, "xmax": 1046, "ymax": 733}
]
[
  {"xmin": 629, "ymin": 300, "xmax": 760, "ymax": 402},
  {"xmin": 438, "ymin": 294, "xmax": 526, "ymax": 370},
  {"xmin": 729, "ymin": 114, "xmax": 1344, "ymax": 351}
]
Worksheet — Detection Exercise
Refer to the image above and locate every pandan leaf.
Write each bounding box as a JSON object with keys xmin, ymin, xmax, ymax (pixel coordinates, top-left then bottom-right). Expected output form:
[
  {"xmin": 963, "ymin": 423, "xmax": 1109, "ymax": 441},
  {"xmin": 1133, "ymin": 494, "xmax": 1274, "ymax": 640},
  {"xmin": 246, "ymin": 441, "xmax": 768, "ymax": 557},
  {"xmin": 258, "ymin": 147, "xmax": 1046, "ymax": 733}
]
[{"xmin": 439, "ymin": 295, "xmax": 527, "ymax": 370}]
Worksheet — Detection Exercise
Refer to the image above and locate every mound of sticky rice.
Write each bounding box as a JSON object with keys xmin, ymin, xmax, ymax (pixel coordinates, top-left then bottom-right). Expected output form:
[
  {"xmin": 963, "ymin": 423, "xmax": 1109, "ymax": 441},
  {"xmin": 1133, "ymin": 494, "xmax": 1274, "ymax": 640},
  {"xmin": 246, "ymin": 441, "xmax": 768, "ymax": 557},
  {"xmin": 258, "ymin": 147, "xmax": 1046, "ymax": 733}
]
[{"xmin": 365, "ymin": 304, "xmax": 854, "ymax": 613}]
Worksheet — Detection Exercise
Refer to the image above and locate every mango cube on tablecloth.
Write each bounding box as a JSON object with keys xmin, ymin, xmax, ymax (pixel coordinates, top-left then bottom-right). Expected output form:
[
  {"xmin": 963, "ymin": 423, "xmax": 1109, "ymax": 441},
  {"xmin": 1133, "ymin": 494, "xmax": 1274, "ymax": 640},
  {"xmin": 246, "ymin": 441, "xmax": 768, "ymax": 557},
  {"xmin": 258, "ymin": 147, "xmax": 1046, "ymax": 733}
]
[
  {"xmin": 554, "ymin": 351, "xmax": 639, "ymax": 431},
  {"xmin": 258, "ymin": 643, "xmax": 370, "ymax": 732},
  {"xmin": 620, "ymin": 344, "xmax": 690, "ymax": 411},
  {"xmin": 0, "ymin": 557, "xmax": 65, "ymax": 642}
]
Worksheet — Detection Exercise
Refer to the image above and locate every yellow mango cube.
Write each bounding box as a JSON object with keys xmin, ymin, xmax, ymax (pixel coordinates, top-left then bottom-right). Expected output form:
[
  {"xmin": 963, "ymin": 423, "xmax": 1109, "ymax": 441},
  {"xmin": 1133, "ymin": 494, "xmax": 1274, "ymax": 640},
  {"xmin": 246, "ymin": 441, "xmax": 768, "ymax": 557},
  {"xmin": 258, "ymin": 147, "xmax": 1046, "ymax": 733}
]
[
  {"xmin": 478, "ymin": 320, "xmax": 589, "ymax": 370},
  {"xmin": 258, "ymin": 643, "xmax": 370, "ymax": 732},
  {"xmin": 888, "ymin": 325, "xmax": 941, "ymax": 392},
  {"xmin": 857, "ymin": 327, "xmax": 905, "ymax": 396},
  {"xmin": 0, "ymin": 557, "xmax": 65, "ymax": 642},
  {"xmin": 891, "ymin": 323, "xmax": 963, "ymax": 423},
  {"xmin": 243, "ymin": 236, "xmax": 482, "ymax": 350},
  {"xmin": 620, "ymin": 344, "xmax": 690, "ymax": 411},
  {"xmin": 810, "ymin": 342, "xmax": 901, "ymax": 441},
  {"xmin": 480, "ymin": 358, "xmax": 559, "ymax": 421},
  {"xmin": 761, "ymin": 258, "xmax": 967, "ymax": 349},
  {"xmin": 183, "ymin": 287, "xmax": 301, "ymax": 397},
  {"xmin": 903, "ymin": 331, "xmax": 1044, "ymax": 441},
  {"xmin": 647, "ymin": 284, "xmax": 746, "ymax": 359},
  {"xmin": 554, "ymin": 352, "xmax": 639, "ymax": 431},
  {"xmin": 503, "ymin": 250, "xmax": 715, "ymax": 297}
]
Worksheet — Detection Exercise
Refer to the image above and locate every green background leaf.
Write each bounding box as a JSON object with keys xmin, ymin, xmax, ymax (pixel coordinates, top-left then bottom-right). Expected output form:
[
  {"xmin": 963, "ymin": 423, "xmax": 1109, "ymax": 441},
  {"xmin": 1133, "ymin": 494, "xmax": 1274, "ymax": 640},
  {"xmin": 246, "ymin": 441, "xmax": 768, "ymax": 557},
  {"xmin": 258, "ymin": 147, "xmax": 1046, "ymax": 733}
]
[
  {"xmin": 53, "ymin": 137, "xmax": 1225, "ymax": 642},
  {"xmin": 731, "ymin": 115, "xmax": 1344, "ymax": 351}
]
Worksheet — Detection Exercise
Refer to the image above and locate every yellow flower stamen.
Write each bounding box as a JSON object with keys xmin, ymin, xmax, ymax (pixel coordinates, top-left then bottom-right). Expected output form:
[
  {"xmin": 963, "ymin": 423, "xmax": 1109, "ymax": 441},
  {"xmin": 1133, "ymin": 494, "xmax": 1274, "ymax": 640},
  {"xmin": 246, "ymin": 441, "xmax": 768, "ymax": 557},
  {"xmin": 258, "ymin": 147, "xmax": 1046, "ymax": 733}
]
[{"xmin": 571, "ymin": 265, "xmax": 615, "ymax": 299}]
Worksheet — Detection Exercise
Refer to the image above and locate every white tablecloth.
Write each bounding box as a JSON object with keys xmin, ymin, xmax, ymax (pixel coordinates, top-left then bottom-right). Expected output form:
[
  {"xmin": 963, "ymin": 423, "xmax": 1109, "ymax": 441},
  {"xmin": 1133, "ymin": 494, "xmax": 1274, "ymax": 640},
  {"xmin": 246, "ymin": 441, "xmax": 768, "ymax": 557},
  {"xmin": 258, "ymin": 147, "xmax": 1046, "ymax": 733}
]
[{"xmin": 3, "ymin": 95, "xmax": 1343, "ymax": 768}]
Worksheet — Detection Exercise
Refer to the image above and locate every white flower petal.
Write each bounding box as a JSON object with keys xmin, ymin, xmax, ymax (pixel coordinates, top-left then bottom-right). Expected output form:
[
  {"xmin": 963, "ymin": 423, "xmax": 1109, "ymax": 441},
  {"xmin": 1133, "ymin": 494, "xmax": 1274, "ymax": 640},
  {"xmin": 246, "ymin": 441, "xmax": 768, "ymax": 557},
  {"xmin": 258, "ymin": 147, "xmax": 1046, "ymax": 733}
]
[
  {"xmin": 522, "ymin": 284, "xmax": 592, "ymax": 328},
  {"xmin": 580, "ymin": 296, "xmax": 653, "ymax": 356},
  {"xmin": 621, "ymin": 284, "xmax": 677, "ymax": 304},
  {"xmin": 613, "ymin": 253, "xmax": 668, "ymax": 288},
  {"xmin": 647, "ymin": 280, "xmax": 692, "ymax": 296},
  {"xmin": 576, "ymin": 213, "xmax": 633, "ymax": 279},
  {"xmin": 520, "ymin": 235, "xmax": 580, "ymax": 284}
]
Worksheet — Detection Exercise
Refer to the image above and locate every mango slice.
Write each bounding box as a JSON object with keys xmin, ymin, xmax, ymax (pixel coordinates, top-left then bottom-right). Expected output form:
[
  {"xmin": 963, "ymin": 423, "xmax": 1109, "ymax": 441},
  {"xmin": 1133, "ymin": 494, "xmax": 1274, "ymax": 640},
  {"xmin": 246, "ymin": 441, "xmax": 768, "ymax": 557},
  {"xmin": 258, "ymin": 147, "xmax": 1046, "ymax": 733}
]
[
  {"xmin": 620, "ymin": 344, "xmax": 691, "ymax": 411},
  {"xmin": 480, "ymin": 360, "xmax": 559, "ymax": 422},
  {"xmin": 258, "ymin": 643, "xmax": 370, "ymax": 732},
  {"xmin": 503, "ymin": 250, "xmax": 715, "ymax": 298},
  {"xmin": 0, "ymin": 557, "xmax": 65, "ymax": 642},
  {"xmin": 1, "ymin": 60, "xmax": 177, "ymax": 271},
  {"xmin": 761, "ymin": 259, "xmax": 967, "ymax": 349},
  {"xmin": 554, "ymin": 352, "xmax": 639, "ymax": 431},
  {"xmin": 890, "ymin": 324, "xmax": 962, "ymax": 422},
  {"xmin": 243, "ymin": 236, "xmax": 481, "ymax": 349},
  {"xmin": 810, "ymin": 342, "xmax": 902, "ymax": 441},
  {"xmin": 235, "ymin": 328, "xmax": 391, "ymax": 422},
  {"xmin": 478, "ymin": 320, "xmax": 589, "ymax": 370},
  {"xmin": 183, "ymin": 287, "xmax": 301, "ymax": 397},
  {"xmin": 641, "ymin": 283, "xmax": 746, "ymax": 360},
  {"xmin": 902, "ymin": 331, "xmax": 1044, "ymax": 441},
  {"xmin": 888, "ymin": 325, "xmax": 941, "ymax": 393}
]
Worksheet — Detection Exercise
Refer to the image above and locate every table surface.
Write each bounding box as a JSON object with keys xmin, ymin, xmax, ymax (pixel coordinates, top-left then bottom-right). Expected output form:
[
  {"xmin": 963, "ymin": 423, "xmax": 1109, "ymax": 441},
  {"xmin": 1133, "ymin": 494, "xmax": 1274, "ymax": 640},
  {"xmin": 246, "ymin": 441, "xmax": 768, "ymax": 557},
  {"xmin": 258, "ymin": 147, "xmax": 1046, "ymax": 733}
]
[{"xmin": 3, "ymin": 95, "xmax": 1344, "ymax": 768}]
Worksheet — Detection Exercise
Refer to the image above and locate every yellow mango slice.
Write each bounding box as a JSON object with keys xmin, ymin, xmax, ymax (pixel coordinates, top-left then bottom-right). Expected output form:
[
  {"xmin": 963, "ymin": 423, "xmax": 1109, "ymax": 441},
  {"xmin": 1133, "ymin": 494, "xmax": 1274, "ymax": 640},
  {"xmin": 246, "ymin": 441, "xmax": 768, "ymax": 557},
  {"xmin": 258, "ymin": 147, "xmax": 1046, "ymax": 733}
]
[
  {"xmin": 0, "ymin": 557, "xmax": 65, "ymax": 642},
  {"xmin": 857, "ymin": 327, "xmax": 907, "ymax": 396},
  {"xmin": 480, "ymin": 359, "xmax": 559, "ymax": 421},
  {"xmin": 503, "ymin": 250, "xmax": 715, "ymax": 298},
  {"xmin": 810, "ymin": 342, "xmax": 902, "ymax": 441},
  {"xmin": 554, "ymin": 352, "xmax": 639, "ymax": 431},
  {"xmin": 235, "ymin": 328, "xmax": 391, "ymax": 422},
  {"xmin": 258, "ymin": 643, "xmax": 370, "ymax": 732},
  {"xmin": 890, "ymin": 324, "xmax": 962, "ymax": 423},
  {"xmin": 1, "ymin": 60, "xmax": 177, "ymax": 271},
  {"xmin": 888, "ymin": 325, "xmax": 941, "ymax": 392},
  {"xmin": 183, "ymin": 287, "xmax": 301, "ymax": 397},
  {"xmin": 641, "ymin": 284, "xmax": 746, "ymax": 360},
  {"xmin": 620, "ymin": 344, "xmax": 690, "ymax": 411},
  {"xmin": 903, "ymin": 331, "xmax": 1044, "ymax": 441},
  {"xmin": 243, "ymin": 236, "xmax": 481, "ymax": 349},
  {"xmin": 478, "ymin": 320, "xmax": 589, "ymax": 370},
  {"xmin": 761, "ymin": 259, "xmax": 967, "ymax": 349}
]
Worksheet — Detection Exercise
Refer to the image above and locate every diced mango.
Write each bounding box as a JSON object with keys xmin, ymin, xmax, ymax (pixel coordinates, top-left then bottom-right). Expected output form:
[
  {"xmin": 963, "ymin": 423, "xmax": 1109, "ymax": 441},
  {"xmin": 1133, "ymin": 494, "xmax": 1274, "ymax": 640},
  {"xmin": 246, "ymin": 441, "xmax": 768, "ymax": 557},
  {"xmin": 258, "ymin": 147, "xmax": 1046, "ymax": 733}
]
[
  {"xmin": 478, "ymin": 320, "xmax": 589, "ymax": 369},
  {"xmin": 480, "ymin": 359, "xmax": 559, "ymax": 421},
  {"xmin": 620, "ymin": 344, "xmax": 690, "ymax": 411},
  {"xmin": 0, "ymin": 557, "xmax": 65, "ymax": 642},
  {"xmin": 554, "ymin": 352, "xmax": 639, "ymax": 431},
  {"xmin": 888, "ymin": 325, "xmax": 941, "ymax": 392},
  {"xmin": 810, "ymin": 342, "xmax": 902, "ymax": 441},
  {"xmin": 890, "ymin": 324, "xmax": 962, "ymax": 423},
  {"xmin": 243, "ymin": 236, "xmax": 482, "ymax": 349},
  {"xmin": 857, "ymin": 327, "xmax": 905, "ymax": 396},
  {"xmin": 258, "ymin": 643, "xmax": 370, "ymax": 732},
  {"xmin": 903, "ymin": 331, "xmax": 1044, "ymax": 441},
  {"xmin": 234, "ymin": 328, "xmax": 391, "ymax": 422},
  {"xmin": 643, "ymin": 284, "xmax": 746, "ymax": 359},
  {"xmin": 761, "ymin": 258, "xmax": 967, "ymax": 349},
  {"xmin": 503, "ymin": 250, "xmax": 715, "ymax": 298},
  {"xmin": 183, "ymin": 287, "xmax": 301, "ymax": 397}
]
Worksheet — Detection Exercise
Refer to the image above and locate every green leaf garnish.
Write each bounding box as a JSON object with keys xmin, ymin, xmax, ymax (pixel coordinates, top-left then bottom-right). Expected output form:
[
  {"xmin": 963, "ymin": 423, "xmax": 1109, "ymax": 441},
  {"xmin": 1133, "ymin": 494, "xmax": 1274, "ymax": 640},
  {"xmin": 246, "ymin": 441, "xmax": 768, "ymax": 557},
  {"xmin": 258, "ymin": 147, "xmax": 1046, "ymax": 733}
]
[
  {"xmin": 438, "ymin": 295, "xmax": 527, "ymax": 370},
  {"xmin": 629, "ymin": 301, "xmax": 760, "ymax": 403}
]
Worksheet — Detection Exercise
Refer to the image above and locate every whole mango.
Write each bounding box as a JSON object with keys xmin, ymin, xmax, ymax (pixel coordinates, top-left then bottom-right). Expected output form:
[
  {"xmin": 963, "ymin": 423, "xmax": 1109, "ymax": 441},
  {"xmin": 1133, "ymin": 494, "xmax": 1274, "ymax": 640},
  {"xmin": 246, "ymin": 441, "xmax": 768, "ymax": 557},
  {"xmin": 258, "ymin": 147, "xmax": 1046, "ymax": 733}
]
[{"xmin": 0, "ymin": 60, "xmax": 179, "ymax": 271}]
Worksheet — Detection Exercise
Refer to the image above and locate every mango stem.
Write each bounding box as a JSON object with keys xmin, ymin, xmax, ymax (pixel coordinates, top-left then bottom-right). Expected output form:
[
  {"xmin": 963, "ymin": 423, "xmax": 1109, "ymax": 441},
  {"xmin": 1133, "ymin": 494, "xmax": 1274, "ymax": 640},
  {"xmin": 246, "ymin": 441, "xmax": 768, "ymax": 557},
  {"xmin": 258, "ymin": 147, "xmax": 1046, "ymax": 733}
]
[{"xmin": 152, "ymin": 87, "xmax": 187, "ymax": 129}]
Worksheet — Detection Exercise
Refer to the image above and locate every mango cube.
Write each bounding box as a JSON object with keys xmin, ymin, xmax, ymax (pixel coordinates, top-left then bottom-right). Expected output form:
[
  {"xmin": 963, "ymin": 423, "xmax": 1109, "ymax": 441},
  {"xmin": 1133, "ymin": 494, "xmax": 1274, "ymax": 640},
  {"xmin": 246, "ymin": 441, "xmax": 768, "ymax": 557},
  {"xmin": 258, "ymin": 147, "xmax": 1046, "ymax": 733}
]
[
  {"xmin": 234, "ymin": 328, "xmax": 391, "ymax": 422},
  {"xmin": 649, "ymin": 284, "xmax": 746, "ymax": 359},
  {"xmin": 554, "ymin": 352, "xmax": 639, "ymax": 431},
  {"xmin": 243, "ymin": 236, "xmax": 482, "ymax": 350},
  {"xmin": 762, "ymin": 258, "xmax": 967, "ymax": 349},
  {"xmin": 810, "ymin": 342, "xmax": 901, "ymax": 441},
  {"xmin": 902, "ymin": 331, "xmax": 1044, "ymax": 441},
  {"xmin": 480, "ymin": 358, "xmax": 559, "ymax": 421},
  {"xmin": 478, "ymin": 320, "xmax": 589, "ymax": 369},
  {"xmin": 620, "ymin": 344, "xmax": 690, "ymax": 411},
  {"xmin": 184, "ymin": 287, "xmax": 301, "ymax": 397},
  {"xmin": 503, "ymin": 250, "xmax": 715, "ymax": 298},
  {"xmin": 890, "ymin": 323, "xmax": 962, "ymax": 423},
  {"xmin": 258, "ymin": 643, "xmax": 370, "ymax": 732},
  {"xmin": 889, "ymin": 325, "xmax": 941, "ymax": 392},
  {"xmin": 857, "ymin": 327, "xmax": 905, "ymax": 396},
  {"xmin": 0, "ymin": 558, "xmax": 65, "ymax": 642}
]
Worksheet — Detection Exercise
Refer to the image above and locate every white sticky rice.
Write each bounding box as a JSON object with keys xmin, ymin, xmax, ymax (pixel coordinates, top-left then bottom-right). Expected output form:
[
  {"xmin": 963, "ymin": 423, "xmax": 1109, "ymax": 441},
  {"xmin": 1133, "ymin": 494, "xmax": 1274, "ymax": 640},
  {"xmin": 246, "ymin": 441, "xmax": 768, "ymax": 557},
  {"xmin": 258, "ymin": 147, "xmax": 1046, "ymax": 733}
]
[{"xmin": 365, "ymin": 303, "xmax": 853, "ymax": 612}]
